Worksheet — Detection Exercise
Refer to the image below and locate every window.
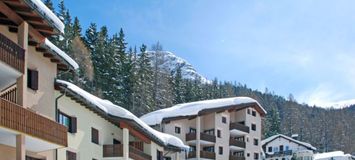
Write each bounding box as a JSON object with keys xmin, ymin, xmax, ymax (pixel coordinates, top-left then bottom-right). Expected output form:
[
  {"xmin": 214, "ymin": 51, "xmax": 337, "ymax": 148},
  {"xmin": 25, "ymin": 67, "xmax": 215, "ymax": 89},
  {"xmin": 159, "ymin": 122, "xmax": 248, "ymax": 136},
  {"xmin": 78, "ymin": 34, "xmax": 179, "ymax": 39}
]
[
  {"xmin": 217, "ymin": 130, "xmax": 221, "ymax": 138},
  {"xmin": 189, "ymin": 128, "xmax": 196, "ymax": 133},
  {"xmin": 279, "ymin": 145, "xmax": 284, "ymax": 152},
  {"xmin": 219, "ymin": 146, "xmax": 223, "ymax": 155},
  {"xmin": 268, "ymin": 146, "xmax": 272, "ymax": 152},
  {"xmin": 203, "ymin": 146, "xmax": 214, "ymax": 152},
  {"xmin": 91, "ymin": 127, "xmax": 99, "ymax": 144},
  {"xmin": 247, "ymin": 109, "xmax": 250, "ymax": 114},
  {"xmin": 247, "ymin": 153, "xmax": 250, "ymax": 157},
  {"xmin": 252, "ymin": 111, "xmax": 256, "ymax": 117},
  {"xmin": 204, "ymin": 129, "xmax": 214, "ymax": 135},
  {"xmin": 253, "ymin": 138, "xmax": 258, "ymax": 145},
  {"xmin": 66, "ymin": 151, "xmax": 76, "ymax": 160},
  {"xmin": 282, "ymin": 158, "xmax": 286, "ymax": 160},
  {"xmin": 58, "ymin": 111, "xmax": 77, "ymax": 133},
  {"xmin": 113, "ymin": 139, "xmax": 120, "ymax": 144},
  {"xmin": 254, "ymin": 153, "xmax": 259, "ymax": 160},
  {"xmin": 251, "ymin": 124, "xmax": 256, "ymax": 131},
  {"xmin": 157, "ymin": 150, "xmax": 163, "ymax": 160},
  {"xmin": 27, "ymin": 69, "xmax": 38, "ymax": 90},
  {"xmin": 189, "ymin": 146, "xmax": 196, "ymax": 152},
  {"xmin": 222, "ymin": 116, "xmax": 227, "ymax": 123},
  {"xmin": 175, "ymin": 126, "xmax": 181, "ymax": 134}
]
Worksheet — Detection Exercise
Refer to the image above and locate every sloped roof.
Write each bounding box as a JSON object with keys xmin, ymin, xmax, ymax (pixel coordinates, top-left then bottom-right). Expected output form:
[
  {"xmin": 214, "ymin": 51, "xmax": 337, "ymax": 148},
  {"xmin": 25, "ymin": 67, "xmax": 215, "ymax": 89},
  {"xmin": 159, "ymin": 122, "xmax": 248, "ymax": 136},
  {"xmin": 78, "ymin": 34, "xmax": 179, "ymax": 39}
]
[
  {"xmin": 261, "ymin": 134, "xmax": 316, "ymax": 151},
  {"xmin": 55, "ymin": 80, "xmax": 188, "ymax": 151},
  {"xmin": 140, "ymin": 97, "xmax": 266, "ymax": 126}
]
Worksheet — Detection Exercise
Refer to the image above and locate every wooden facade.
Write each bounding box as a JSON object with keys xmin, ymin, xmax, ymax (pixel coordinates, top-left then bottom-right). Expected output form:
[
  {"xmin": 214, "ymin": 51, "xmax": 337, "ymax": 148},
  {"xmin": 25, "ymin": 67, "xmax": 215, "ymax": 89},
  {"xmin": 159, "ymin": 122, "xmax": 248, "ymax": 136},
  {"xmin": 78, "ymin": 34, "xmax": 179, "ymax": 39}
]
[{"xmin": 0, "ymin": 32, "xmax": 24, "ymax": 73}]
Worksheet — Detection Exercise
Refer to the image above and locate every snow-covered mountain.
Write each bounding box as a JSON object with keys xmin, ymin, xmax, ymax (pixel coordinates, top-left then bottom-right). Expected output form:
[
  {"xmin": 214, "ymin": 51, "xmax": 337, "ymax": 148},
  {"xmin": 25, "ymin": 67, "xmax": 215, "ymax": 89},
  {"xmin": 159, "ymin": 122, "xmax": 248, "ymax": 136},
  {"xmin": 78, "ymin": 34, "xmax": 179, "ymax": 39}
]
[
  {"xmin": 147, "ymin": 51, "xmax": 209, "ymax": 83},
  {"xmin": 327, "ymin": 99, "xmax": 355, "ymax": 108}
]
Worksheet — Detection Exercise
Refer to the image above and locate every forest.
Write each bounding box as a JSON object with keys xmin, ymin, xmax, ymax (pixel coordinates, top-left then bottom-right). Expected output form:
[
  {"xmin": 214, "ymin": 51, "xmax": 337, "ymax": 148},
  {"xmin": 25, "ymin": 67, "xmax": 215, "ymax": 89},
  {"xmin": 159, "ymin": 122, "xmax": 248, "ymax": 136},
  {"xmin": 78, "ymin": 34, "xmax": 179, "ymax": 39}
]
[{"xmin": 45, "ymin": 0, "xmax": 355, "ymax": 154}]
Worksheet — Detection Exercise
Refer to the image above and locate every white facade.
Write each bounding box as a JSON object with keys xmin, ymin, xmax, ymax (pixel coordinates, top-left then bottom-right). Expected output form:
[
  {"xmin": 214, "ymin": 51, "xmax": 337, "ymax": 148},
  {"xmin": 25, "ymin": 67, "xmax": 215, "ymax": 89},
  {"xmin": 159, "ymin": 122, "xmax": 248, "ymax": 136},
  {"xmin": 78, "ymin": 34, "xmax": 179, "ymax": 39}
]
[{"xmin": 261, "ymin": 134, "xmax": 316, "ymax": 160}]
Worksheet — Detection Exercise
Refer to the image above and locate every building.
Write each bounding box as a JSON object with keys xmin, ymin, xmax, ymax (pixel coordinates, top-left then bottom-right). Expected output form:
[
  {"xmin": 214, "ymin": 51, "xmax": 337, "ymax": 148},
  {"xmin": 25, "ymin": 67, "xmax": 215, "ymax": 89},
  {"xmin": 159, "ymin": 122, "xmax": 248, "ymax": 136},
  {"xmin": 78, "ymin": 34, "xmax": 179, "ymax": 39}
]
[
  {"xmin": 140, "ymin": 97, "xmax": 267, "ymax": 160},
  {"xmin": 261, "ymin": 134, "xmax": 316, "ymax": 160},
  {"xmin": 0, "ymin": 0, "xmax": 79, "ymax": 159},
  {"xmin": 314, "ymin": 151, "xmax": 353, "ymax": 160},
  {"xmin": 55, "ymin": 80, "xmax": 188, "ymax": 160}
]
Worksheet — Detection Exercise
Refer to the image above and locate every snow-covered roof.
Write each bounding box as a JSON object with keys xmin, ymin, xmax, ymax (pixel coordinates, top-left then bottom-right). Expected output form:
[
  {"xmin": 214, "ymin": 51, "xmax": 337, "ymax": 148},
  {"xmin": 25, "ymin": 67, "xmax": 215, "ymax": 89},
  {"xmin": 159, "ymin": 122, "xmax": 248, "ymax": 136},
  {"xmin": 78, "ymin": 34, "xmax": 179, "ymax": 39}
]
[
  {"xmin": 42, "ymin": 39, "xmax": 79, "ymax": 70},
  {"xmin": 23, "ymin": 0, "xmax": 65, "ymax": 33},
  {"xmin": 261, "ymin": 134, "xmax": 316, "ymax": 151},
  {"xmin": 56, "ymin": 80, "xmax": 189, "ymax": 150},
  {"xmin": 314, "ymin": 151, "xmax": 350, "ymax": 160},
  {"xmin": 140, "ymin": 97, "xmax": 266, "ymax": 126}
]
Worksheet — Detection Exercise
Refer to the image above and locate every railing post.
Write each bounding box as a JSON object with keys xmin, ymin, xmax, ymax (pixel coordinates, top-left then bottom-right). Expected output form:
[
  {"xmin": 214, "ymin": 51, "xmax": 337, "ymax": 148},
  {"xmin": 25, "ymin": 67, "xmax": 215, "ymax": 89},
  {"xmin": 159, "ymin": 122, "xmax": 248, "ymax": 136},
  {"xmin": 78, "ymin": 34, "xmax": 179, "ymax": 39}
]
[{"xmin": 16, "ymin": 22, "xmax": 28, "ymax": 106}]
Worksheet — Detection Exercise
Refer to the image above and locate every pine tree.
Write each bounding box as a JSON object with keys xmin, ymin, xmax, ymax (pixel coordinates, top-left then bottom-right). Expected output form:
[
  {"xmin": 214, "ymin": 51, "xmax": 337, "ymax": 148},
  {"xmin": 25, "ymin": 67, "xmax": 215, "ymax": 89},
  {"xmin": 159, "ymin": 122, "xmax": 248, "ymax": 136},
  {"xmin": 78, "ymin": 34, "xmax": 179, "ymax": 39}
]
[
  {"xmin": 73, "ymin": 17, "xmax": 82, "ymax": 38},
  {"xmin": 44, "ymin": 0, "xmax": 54, "ymax": 12}
]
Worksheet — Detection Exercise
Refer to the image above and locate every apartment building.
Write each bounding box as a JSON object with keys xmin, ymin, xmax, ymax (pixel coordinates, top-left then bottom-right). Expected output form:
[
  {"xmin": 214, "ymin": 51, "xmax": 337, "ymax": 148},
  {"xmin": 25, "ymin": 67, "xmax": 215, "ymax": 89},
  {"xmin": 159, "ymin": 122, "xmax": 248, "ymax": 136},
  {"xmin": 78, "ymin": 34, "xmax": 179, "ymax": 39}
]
[
  {"xmin": 141, "ymin": 97, "xmax": 267, "ymax": 160},
  {"xmin": 55, "ymin": 80, "xmax": 188, "ymax": 160},
  {"xmin": 0, "ymin": 0, "xmax": 78, "ymax": 159},
  {"xmin": 261, "ymin": 134, "xmax": 316, "ymax": 160}
]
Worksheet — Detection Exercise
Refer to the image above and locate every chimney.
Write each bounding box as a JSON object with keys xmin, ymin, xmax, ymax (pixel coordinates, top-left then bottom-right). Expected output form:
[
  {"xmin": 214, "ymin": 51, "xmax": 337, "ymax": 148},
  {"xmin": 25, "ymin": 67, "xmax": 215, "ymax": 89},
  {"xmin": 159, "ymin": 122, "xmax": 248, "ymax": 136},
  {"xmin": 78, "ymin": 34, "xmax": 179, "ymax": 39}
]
[{"xmin": 291, "ymin": 134, "xmax": 299, "ymax": 140}]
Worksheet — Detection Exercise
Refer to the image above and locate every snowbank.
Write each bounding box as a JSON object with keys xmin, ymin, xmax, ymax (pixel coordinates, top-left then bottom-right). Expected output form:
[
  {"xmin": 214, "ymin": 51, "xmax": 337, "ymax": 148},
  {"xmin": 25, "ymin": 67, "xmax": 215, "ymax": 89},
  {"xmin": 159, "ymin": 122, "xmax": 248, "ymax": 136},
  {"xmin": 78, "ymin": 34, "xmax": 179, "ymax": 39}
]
[
  {"xmin": 56, "ymin": 80, "xmax": 188, "ymax": 150},
  {"xmin": 140, "ymin": 97, "xmax": 266, "ymax": 126},
  {"xmin": 43, "ymin": 39, "xmax": 79, "ymax": 70},
  {"xmin": 314, "ymin": 151, "xmax": 352, "ymax": 160},
  {"xmin": 261, "ymin": 134, "xmax": 316, "ymax": 151},
  {"xmin": 23, "ymin": 0, "xmax": 65, "ymax": 33}
]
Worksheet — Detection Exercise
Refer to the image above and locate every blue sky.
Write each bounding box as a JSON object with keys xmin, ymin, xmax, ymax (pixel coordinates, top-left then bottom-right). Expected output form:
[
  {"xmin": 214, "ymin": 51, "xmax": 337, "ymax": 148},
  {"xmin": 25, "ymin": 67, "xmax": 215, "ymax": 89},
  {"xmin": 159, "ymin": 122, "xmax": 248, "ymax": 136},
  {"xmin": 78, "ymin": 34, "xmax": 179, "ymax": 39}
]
[{"xmin": 53, "ymin": 0, "xmax": 355, "ymax": 107}]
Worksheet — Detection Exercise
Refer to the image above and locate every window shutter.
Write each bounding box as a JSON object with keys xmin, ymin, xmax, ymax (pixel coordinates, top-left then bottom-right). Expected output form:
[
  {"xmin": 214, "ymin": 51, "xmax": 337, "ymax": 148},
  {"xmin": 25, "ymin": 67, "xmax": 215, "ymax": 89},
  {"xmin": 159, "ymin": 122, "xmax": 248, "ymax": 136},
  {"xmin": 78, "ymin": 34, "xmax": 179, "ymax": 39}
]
[
  {"xmin": 92, "ymin": 128, "xmax": 99, "ymax": 144},
  {"xmin": 27, "ymin": 69, "xmax": 38, "ymax": 90},
  {"xmin": 70, "ymin": 116, "xmax": 77, "ymax": 133}
]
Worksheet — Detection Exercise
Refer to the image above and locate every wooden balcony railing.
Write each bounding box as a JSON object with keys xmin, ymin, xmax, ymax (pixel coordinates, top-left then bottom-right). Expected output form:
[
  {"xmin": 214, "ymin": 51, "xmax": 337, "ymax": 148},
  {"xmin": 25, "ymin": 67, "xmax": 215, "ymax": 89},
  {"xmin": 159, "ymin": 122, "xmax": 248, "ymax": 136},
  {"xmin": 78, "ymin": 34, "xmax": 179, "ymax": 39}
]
[
  {"xmin": 188, "ymin": 151, "xmax": 215, "ymax": 159},
  {"xmin": 0, "ymin": 98, "xmax": 67, "ymax": 146},
  {"xmin": 0, "ymin": 86, "xmax": 17, "ymax": 104},
  {"xmin": 229, "ymin": 138, "xmax": 246, "ymax": 148},
  {"xmin": 103, "ymin": 144, "xmax": 123, "ymax": 157},
  {"xmin": 0, "ymin": 33, "xmax": 25, "ymax": 73},
  {"xmin": 230, "ymin": 122, "xmax": 249, "ymax": 133},
  {"xmin": 129, "ymin": 146, "xmax": 151, "ymax": 160},
  {"xmin": 229, "ymin": 155, "xmax": 246, "ymax": 160},
  {"xmin": 186, "ymin": 132, "xmax": 216, "ymax": 143}
]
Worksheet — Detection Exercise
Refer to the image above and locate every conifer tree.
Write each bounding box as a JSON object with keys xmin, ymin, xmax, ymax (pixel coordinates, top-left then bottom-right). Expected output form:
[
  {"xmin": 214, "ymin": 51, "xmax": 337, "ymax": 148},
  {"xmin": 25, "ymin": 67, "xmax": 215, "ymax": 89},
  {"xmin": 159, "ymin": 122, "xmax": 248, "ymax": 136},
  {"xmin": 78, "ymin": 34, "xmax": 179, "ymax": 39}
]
[{"xmin": 44, "ymin": 0, "xmax": 54, "ymax": 12}]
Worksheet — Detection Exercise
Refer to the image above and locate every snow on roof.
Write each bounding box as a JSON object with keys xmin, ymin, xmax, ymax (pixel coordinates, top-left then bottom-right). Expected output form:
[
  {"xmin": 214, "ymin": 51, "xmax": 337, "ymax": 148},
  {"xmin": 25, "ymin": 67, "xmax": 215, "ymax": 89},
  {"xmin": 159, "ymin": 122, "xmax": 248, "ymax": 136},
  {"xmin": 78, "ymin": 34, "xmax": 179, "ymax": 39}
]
[
  {"xmin": 56, "ymin": 80, "xmax": 189, "ymax": 150},
  {"xmin": 140, "ymin": 97, "xmax": 266, "ymax": 126},
  {"xmin": 23, "ymin": 0, "xmax": 65, "ymax": 33},
  {"xmin": 261, "ymin": 134, "xmax": 316, "ymax": 151},
  {"xmin": 43, "ymin": 39, "xmax": 79, "ymax": 70},
  {"xmin": 314, "ymin": 151, "xmax": 349, "ymax": 159}
]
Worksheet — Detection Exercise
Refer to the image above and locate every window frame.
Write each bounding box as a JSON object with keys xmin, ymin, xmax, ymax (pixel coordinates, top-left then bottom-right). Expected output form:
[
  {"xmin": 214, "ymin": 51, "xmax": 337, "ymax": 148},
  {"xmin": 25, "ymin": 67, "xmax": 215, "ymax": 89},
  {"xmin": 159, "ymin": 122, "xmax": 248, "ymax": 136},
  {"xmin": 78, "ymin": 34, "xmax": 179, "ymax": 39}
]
[
  {"xmin": 175, "ymin": 126, "xmax": 181, "ymax": 134},
  {"xmin": 91, "ymin": 127, "xmax": 99, "ymax": 144}
]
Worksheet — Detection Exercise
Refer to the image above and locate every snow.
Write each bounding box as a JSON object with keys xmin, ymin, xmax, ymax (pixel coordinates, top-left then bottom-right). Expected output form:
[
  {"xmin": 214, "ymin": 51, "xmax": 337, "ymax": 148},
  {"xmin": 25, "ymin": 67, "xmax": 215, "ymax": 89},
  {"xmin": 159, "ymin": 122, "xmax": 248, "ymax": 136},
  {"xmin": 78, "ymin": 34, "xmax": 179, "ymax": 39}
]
[
  {"xmin": 44, "ymin": 39, "xmax": 79, "ymax": 70},
  {"xmin": 140, "ymin": 97, "xmax": 266, "ymax": 126},
  {"xmin": 23, "ymin": 0, "xmax": 64, "ymax": 33},
  {"xmin": 314, "ymin": 151, "xmax": 351, "ymax": 160},
  {"xmin": 56, "ymin": 80, "xmax": 189, "ymax": 150},
  {"xmin": 146, "ymin": 51, "xmax": 210, "ymax": 83},
  {"xmin": 327, "ymin": 99, "xmax": 355, "ymax": 109},
  {"xmin": 261, "ymin": 134, "xmax": 316, "ymax": 151}
]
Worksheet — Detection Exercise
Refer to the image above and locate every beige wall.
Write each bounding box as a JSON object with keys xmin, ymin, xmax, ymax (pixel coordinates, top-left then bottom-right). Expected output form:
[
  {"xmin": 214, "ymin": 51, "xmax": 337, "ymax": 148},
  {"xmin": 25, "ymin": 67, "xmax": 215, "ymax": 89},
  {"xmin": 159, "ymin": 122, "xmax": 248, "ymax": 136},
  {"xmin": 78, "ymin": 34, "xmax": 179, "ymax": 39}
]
[
  {"xmin": 245, "ymin": 107, "xmax": 262, "ymax": 160},
  {"xmin": 214, "ymin": 111, "xmax": 230, "ymax": 160},
  {"xmin": 57, "ymin": 93, "xmax": 123, "ymax": 160}
]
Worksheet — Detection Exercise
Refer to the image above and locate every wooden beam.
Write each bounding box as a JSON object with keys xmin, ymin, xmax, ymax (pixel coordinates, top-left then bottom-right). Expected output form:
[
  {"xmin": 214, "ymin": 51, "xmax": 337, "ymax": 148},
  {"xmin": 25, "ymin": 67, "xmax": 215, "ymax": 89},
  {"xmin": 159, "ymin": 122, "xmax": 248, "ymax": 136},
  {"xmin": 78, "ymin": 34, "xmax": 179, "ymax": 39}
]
[
  {"xmin": 0, "ymin": 19, "xmax": 16, "ymax": 26},
  {"xmin": 35, "ymin": 47, "xmax": 46, "ymax": 52},
  {"xmin": 120, "ymin": 122, "xmax": 151, "ymax": 144},
  {"xmin": 0, "ymin": 1, "xmax": 45, "ymax": 42},
  {"xmin": 43, "ymin": 53, "xmax": 53, "ymax": 58},
  {"xmin": 50, "ymin": 58, "xmax": 60, "ymax": 63},
  {"xmin": 19, "ymin": 14, "xmax": 43, "ymax": 23},
  {"xmin": 28, "ymin": 40, "xmax": 37, "ymax": 46}
]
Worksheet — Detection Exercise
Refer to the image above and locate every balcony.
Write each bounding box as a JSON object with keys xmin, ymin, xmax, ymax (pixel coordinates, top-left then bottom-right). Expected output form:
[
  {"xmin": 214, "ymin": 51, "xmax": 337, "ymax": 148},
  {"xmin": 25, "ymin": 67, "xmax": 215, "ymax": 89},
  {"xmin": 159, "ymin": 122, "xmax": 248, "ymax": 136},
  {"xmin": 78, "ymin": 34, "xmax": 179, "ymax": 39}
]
[
  {"xmin": 188, "ymin": 151, "xmax": 216, "ymax": 159},
  {"xmin": 230, "ymin": 122, "xmax": 249, "ymax": 136},
  {"xmin": 103, "ymin": 144, "xmax": 123, "ymax": 157},
  {"xmin": 229, "ymin": 155, "xmax": 246, "ymax": 160},
  {"xmin": 266, "ymin": 150, "xmax": 293, "ymax": 158},
  {"xmin": 186, "ymin": 132, "xmax": 216, "ymax": 145},
  {"xmin": 0, "ymin": 33, "xmax": 25, "ymax": 90},
  {"xmin": 229, "ymin": 138, "xmax": 246, "ymax": 151},
  {"xmin": 0, "ymin": 33, "xmax": 24, "ymax": 73},
  {"xmin": 0, "ymin": 98, "xmax": 67, "ymax": 150},
  {"xmin": 102, "ymin": 144, "xmax": 151, "ymax": 160}
]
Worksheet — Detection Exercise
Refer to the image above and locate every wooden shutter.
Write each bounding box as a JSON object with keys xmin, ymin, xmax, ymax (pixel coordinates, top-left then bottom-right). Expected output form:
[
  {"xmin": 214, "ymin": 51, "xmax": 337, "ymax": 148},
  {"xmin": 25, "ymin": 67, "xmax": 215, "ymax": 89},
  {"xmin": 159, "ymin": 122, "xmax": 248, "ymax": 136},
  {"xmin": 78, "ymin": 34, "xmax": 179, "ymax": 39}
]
[
  {"xmin": 27, "ymin": 69, "xmax": 38, "ymax": 90},
  {"xmin": 91, "ymin": 127, "xmax": 99, "ymax": 144},
  {"xmin": 69, "ymin": 116, "xmax": 77, "ymax": 133},
  {"xmin": 66, "ymin": 151, "xmax": 76, "ymax": 160}
]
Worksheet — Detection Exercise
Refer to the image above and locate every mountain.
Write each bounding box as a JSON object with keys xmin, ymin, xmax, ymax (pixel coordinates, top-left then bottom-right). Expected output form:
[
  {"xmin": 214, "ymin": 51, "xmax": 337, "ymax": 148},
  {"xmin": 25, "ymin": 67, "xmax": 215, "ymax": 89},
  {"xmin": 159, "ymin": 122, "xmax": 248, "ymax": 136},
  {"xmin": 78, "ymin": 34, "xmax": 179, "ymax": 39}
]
[{"xmin": 147, "ymin": 51, "xmax": 210, "ymax": 83}]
